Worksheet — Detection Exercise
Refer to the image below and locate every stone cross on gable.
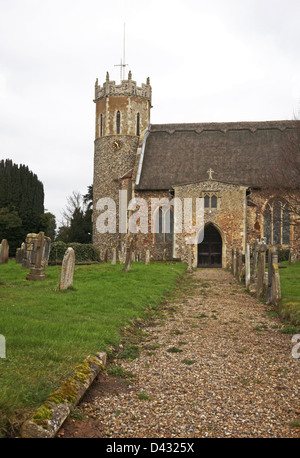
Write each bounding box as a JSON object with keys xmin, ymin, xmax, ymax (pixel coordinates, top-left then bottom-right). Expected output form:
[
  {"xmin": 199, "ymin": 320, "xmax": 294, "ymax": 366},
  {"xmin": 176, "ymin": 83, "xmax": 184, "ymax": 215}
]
[{"xmin": 207, "ymin": 168, "xmax": 215, "ymax": 180}]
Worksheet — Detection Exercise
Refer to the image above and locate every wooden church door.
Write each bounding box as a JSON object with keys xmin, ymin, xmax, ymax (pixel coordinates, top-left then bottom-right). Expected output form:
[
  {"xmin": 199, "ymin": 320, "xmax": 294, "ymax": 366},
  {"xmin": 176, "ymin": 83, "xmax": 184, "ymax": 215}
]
[{"xmin": 198, "ymin": 225, "xmax": 222, "ymax": 268}]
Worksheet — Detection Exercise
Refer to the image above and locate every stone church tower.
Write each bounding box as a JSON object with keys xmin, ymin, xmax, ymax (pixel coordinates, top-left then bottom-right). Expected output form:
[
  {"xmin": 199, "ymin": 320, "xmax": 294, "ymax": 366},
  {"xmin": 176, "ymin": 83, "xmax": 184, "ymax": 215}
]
[{"xmin": 93, "ymin": 71, "xmax": 152, "ymax": 255}]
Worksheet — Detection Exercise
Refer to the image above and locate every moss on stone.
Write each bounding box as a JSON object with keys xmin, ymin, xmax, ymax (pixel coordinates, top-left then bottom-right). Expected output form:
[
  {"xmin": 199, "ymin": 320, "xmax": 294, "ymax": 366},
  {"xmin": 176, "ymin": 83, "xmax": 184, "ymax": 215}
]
[
  {"xmin": 29, "ymin": 354, "xmax": 105, "ymax": 431},
  {"xmin": 48, "ymin": 379, "xmax": 78, "ymax": 405},
  {"xmin": 32, "ymin": 402, "xmax": 53, "ymax": 427}
]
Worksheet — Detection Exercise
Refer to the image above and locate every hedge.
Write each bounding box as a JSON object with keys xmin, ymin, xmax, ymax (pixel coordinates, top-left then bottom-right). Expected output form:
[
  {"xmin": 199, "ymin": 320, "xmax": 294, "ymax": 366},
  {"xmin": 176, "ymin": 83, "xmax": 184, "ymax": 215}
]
[{"xmin": 49, "ymin": 242, "xmax": 101, "ymax": 265}]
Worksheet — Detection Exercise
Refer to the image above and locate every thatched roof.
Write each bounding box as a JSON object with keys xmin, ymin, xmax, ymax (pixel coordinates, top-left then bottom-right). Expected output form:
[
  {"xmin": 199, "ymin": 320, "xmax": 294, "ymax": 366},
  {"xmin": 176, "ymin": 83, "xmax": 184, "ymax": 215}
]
[{"xmin": 136, "ymin": 121, "xmax": 296, "ymax": 190}]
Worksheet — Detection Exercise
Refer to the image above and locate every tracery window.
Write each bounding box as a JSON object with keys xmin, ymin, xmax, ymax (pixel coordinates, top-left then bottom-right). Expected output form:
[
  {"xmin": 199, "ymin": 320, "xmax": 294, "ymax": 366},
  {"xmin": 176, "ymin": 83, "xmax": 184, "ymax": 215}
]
[
  {"xmin": 263, "ymin": 199, "xmax": 290, "ymax": 245},
  {"xmin": 204, "ymin": 193, "xmax": 218, "ymax": 209},
  {"xmin": 155, "ymin": 207, "xmax": 174, "ymax": 243}
]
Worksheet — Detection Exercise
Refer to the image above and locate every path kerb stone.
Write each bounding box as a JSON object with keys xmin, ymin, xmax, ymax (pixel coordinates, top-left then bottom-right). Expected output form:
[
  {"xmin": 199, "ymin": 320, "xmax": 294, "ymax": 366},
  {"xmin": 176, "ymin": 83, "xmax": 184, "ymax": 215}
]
[{"xmin": 20, "ymin": 352, "xmax": 107, "ymax": 438}]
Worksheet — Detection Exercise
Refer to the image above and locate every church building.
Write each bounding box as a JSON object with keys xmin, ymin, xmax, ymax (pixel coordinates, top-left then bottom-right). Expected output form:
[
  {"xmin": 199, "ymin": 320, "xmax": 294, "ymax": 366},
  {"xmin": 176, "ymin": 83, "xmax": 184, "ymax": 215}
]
[{"xmin": 92, "ymin": 72, "xmax": 299, "ymax": 268}]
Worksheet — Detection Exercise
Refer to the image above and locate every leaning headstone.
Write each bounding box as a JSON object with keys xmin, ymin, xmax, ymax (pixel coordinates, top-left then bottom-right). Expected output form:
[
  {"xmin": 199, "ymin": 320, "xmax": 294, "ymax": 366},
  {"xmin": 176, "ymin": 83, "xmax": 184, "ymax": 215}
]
[
  {"xmin": 237, "ymin": 250, "xmax": 243, "ymax": 282},
  {"xmin": 252, "ymin": 239, "xmax": 259, "ymax": 278},
  {"xmin": 186, "ymin": 245, "xmax": 193, "ymax": 272},
  {"xmin": 245, "ymin": 244, "xmax": 251, "ymax": 289},
  {"xmin": 0, "ymin": 239, "xmax": 9, "ymax": 264},
  {"xmin": 271, "ymin": 262, "xmax": 281, "ymax": 305},
  {"xmin": 145, "ymin": 249, "xmax": 151, "ymax": 265},
  {"xmin": 111, "ymin": 248, "xmax": 116, "ymax": 265},
  {"xmin": 59, "ymin": 248, "xmax": 75, "ymax": 290},
  {"xmin": 232, "ymin": 247, "xmax": 237, "ymax": 277}
]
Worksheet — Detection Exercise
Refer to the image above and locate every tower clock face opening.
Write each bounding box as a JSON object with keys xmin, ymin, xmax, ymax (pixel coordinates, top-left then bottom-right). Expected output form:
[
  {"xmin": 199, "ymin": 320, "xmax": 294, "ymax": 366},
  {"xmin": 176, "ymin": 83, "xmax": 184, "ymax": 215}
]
[{"xmin": 112, "ymin": 140, "xmax": 122, "ymax": 150}]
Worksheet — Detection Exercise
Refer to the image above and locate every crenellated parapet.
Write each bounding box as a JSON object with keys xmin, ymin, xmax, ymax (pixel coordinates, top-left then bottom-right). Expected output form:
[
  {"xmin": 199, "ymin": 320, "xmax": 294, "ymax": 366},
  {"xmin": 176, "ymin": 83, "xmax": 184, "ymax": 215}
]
[{"xmin": 94, "ymin": 72, "xmax": 152, "ymax": 103}]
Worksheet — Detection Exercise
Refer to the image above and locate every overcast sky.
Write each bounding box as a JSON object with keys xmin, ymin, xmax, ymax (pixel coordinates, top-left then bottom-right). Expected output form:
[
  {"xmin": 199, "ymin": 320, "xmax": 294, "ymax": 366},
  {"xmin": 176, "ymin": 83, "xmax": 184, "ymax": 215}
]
[{"xmin": 0, "ymin": 0, "xmax": 299, "ymax": 227}]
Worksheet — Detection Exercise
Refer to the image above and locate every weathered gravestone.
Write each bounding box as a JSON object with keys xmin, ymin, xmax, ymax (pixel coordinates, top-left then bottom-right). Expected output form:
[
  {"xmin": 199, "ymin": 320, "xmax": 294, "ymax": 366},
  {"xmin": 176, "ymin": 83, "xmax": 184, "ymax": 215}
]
[
  {"xmin": 119, "ymin": 241, "xmax": 126, "ymax": 264},
  {"xmin": 255, "ymin": 240, "xmax": 267, "ymax": 299},
  {"xmin": 22, "ymin": 232, "xmax": 51, "ymax": 270},
  {"xmin": 236, "ymin": 249, "xmax": 243, "ymax": 282},
  {"xmin": 145, "ymin": 249, "xmax": 151, "ymax": 265},
  {"xmin": 124, "ymin": 239, "xmax": 133, "ymax": 272},
  {"xmin": 0, "ymin": 239, "xmax": 9, "ymax": 264},
  {"xmin": 271, "ymin": 263, "xmax": 281, "ymax": 305},
  {"xmin": 16, "ymin": 243, "xmax": 25, "ymax": 264},
  {"xmin": 266, "ymin": 247, "xmax": 281, "ymax": 305},
  {"xmin": 232, "ymin": 247, "xmax": 237, "ymax": 277},
  {"xmin": 186, "ymin": 245, "xmax": 193, "ymax": 272},
  {"xmin": 59, "ymin": 247, "xmax": 75, "ymax": 290},
  {"xmin": 289, "ymin": 249, "xmax": 297, "ymax": 264},
  {"xmin": 111, "ymin": 248, "xmax": 117, "ymax": 265},
  {"xmin": 26, "ymin": 232, "xmax": 51, "ymax": 281},
  {"xmin": 245, "ymin": 244, "xmax": 251, "ymax": 289},
  {"xmin": 267, "ymin": 247, "xmax": 276, "ymax": 304},
  {"xmin": 251, "ymin": 239, "xmax": 260, "ymax": 279}
]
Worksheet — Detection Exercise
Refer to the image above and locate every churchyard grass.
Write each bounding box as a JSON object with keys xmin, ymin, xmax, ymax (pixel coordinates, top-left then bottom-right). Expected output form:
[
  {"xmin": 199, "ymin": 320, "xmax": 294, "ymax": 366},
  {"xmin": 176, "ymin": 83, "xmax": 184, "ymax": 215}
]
[
  {"xmin": 278, "ymin": 261, "xmax": 300, "ymax": 328},
  {"xmin": 0, "ymin": 260, "xmax": 186, "ymax": 435}
]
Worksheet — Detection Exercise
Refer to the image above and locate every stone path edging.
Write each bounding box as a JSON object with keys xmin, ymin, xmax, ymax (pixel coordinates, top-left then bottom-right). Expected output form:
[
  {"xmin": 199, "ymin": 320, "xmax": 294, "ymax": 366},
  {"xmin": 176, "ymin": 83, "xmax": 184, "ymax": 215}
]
[{"xmin": 20, "ymin": 351, "xmax": 107, "ymax": 438}]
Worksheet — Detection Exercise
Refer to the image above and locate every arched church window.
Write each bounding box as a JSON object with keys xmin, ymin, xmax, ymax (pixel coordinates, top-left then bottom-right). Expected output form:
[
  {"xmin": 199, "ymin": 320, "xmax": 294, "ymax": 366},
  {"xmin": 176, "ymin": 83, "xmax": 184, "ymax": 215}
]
[
  {"xmin": 204, "ymin": 193, "xmax": 218, "ymax": 209},
  {"xmin": 204, "ymin": 195, "xmax": 210, "ymax": 208},
  {"xmin": 273, "ymin": 200, "xmax": 281, "ymax": 245},
  {"xmin": 211, "ymin": 195, "xmax": 217, "ymax": 209},
  {"xmin": 136, "ymin": 113, "xmax": 140, "ymax": 136},
  {"xmin": 155, "ymin": 206, "xmax": 174, "ymax": 243},
  {"xmin": 116, "ymin": 111, "xmax": 121, "ymax": 134},
  {"xmin": 263, "ymin": 199, "xmax": 290, "ymax": 245},
  {"xmin": 282, "ymin": 205, "xmax": 290, "ymax": 245}
]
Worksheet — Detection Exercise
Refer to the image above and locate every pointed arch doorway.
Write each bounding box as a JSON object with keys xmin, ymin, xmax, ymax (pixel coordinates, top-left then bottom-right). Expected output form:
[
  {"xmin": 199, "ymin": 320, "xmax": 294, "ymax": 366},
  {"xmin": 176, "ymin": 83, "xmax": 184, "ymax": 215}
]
[{"xmin": 198, "ymin": 224, "xmax": 222, "ymax": 268}]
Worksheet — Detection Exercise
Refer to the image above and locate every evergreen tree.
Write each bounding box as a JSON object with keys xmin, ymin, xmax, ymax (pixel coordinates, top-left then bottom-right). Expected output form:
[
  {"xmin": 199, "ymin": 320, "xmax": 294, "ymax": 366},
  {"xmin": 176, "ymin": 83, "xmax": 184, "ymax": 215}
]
[
  {"xmin": 39, "ymin": 212, "xmax": 56, "ymax": 241},
  {"xmin": 0, "ymin": 159, "xmax": 45, "ymax": 254}
]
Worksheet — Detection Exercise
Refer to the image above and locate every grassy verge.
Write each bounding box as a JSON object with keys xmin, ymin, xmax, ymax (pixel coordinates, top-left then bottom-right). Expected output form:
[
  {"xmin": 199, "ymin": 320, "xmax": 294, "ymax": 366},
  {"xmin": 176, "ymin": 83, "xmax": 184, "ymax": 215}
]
[
  {"xmin": 278, "ymin": 261, "xmax": 300, "ymax": 328},
  {"xmin": 0, "ymin": 260, "xmax": 186, "ymax": 436}
]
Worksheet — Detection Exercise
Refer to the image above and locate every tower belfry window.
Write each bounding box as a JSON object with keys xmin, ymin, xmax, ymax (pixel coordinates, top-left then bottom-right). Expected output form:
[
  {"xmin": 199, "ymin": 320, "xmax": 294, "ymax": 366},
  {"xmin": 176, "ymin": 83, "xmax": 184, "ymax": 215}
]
[
  {"xmin": 137, "ymin": 113, "xmax": 140, "ymax": 136},
  {"xmin": 116, "ymin": 111, "xmax": 121, "ymax": 134},
  {"xmin": 100, "ymin": 114, "xmax": 103, "ymax": 137}
]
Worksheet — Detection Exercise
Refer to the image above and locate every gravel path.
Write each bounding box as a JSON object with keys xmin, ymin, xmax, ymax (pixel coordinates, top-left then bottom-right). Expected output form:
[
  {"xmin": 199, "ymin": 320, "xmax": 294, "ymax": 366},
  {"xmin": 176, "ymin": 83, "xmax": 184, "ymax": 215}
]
[{"xmin": 58, "ymin": 269, "xmax": 300, "ymax": 438}]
